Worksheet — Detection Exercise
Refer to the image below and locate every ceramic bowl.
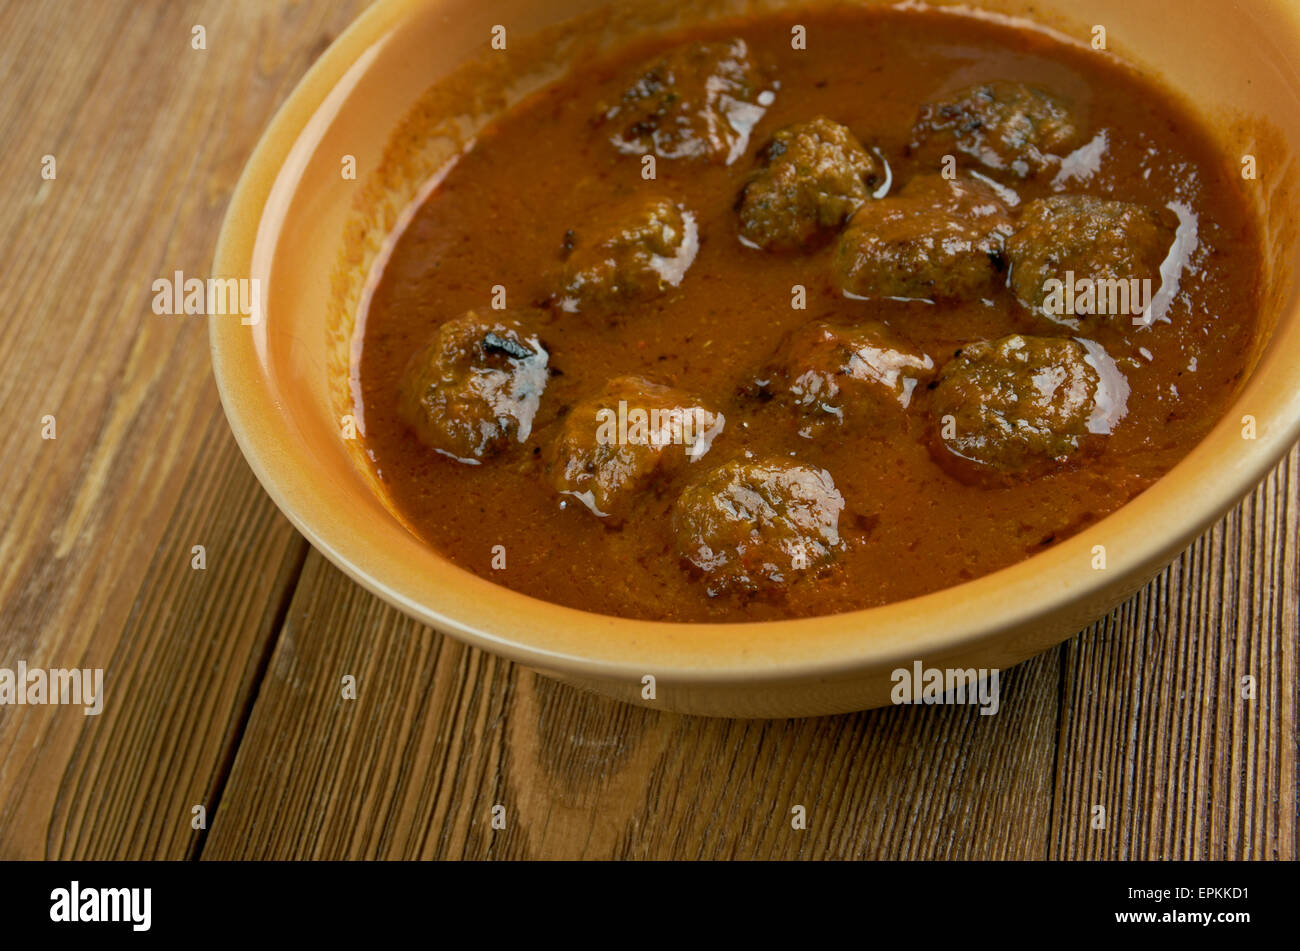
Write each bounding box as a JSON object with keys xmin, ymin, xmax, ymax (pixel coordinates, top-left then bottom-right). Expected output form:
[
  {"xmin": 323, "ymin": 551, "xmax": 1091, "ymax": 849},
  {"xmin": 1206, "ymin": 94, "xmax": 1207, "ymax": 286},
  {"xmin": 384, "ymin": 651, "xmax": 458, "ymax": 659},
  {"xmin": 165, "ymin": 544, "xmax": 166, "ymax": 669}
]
[{"xmin": 211, "ymin": 0, "xmax": 1300, "ymax": 716}]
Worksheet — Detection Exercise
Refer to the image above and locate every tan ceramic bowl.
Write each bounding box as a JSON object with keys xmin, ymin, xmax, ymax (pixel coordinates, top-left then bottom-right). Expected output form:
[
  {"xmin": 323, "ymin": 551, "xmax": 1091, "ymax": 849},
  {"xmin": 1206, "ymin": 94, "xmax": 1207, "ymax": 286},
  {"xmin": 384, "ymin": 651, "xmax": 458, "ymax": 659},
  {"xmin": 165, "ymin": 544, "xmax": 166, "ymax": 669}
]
[{"xmin": 211, "ymin": 0, "xmax": 1300, "ymax": 717}]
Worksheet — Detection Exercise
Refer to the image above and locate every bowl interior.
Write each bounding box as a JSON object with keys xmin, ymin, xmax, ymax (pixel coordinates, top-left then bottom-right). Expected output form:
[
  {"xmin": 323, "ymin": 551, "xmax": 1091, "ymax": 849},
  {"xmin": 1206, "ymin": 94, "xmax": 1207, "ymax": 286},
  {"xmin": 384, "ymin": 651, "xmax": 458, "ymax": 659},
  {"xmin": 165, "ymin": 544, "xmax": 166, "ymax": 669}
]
[{"xmin": 212, "ymin": 0, "xmax": 1300, "ymax": 713}]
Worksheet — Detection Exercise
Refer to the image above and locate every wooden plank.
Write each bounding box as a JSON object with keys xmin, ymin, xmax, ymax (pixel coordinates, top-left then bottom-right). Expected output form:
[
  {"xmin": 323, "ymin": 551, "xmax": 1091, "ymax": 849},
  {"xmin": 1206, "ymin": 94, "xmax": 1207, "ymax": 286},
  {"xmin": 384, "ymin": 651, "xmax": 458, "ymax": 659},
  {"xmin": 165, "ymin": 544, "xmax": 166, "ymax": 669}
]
[
  {"xmin": 4, "ymin": 0, "xmax": 1296, "ymax": 862},
  {"xmin": 22, "ymin": 415, "xmax": 308, "ymax": 860},
  {"xmin": 204, "ymin": 548, "xmax": 1060, "ymax": 859},
  {"xmin": 206, "ymin": 451, "xmax": 1297, "ymax": 859},
  {"xmin": 1051, "ymin": 448, "xmax": 1298, "ymax": 859},
  {"xmin": 0, "ymin": 0, "xmax": 369, "ymax": 859}
]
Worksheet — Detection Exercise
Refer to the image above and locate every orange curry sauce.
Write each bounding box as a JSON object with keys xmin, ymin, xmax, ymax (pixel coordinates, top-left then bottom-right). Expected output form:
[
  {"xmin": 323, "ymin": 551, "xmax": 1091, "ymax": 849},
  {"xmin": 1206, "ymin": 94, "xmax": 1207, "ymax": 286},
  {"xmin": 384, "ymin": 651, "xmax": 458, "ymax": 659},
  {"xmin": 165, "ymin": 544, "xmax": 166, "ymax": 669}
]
[{"xmin": 357, "ymin": 8, "xmax": 1261, "ymax": 621}]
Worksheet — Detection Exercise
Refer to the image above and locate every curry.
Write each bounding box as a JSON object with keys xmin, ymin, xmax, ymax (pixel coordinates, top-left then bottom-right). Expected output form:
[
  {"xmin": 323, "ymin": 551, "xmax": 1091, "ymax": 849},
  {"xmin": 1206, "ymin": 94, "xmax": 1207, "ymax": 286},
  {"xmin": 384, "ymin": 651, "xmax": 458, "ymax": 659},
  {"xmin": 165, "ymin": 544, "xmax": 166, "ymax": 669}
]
[{"xmin": 356, "ymin": 7, "xmax": 1261, "ymax": 622}]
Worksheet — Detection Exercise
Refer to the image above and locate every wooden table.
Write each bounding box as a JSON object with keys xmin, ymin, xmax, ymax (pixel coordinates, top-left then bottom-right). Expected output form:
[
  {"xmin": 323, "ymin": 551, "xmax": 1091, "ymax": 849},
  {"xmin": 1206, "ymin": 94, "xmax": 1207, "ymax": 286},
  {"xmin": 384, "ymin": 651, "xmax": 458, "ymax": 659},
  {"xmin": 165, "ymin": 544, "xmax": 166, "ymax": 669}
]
[{"xmin": 0, "ymin": 0, "xmax": 1295, "ymax": 861}]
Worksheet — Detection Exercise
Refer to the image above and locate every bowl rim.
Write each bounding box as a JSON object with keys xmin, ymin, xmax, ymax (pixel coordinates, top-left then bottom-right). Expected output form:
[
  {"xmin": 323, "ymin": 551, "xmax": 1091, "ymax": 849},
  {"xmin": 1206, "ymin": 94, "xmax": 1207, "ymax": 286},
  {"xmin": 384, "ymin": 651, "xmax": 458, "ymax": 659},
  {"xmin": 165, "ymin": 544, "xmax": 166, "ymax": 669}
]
[{"xmin": 210, "ymin": 0, "xmax": 1300, "ymax": 687}]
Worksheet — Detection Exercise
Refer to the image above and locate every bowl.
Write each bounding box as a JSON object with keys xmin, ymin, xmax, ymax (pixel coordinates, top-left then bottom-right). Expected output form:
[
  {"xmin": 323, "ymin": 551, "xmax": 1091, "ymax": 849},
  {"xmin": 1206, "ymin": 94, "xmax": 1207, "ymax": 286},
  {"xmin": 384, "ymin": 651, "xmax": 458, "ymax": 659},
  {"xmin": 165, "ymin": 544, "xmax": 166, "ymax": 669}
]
[{"xmin": 211, "ymin": 0, "xmax": 1300, "ymax": 717}]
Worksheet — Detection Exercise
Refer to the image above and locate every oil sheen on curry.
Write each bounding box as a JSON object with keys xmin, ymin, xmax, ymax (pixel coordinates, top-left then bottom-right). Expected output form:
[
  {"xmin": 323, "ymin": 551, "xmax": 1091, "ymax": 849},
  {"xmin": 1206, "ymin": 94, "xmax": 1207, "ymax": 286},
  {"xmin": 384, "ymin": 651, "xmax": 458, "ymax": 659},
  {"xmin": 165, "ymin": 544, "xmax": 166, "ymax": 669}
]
[{"xmin": 357, "ymin": 7, "xmax": 1262, "ymax": 622}]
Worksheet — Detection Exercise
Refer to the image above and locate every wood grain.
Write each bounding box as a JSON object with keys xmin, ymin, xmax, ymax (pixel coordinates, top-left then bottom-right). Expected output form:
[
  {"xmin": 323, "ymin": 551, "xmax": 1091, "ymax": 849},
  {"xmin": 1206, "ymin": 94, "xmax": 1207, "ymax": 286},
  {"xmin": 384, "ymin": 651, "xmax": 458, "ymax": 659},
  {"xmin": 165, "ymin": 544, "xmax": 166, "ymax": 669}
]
[
  {"xmin": 203, "ymin": 444, "xmax": 1298, "ymax": 861},
  {"xmin": 203, "ymin": 548, "xmax": 1063, "ymax": 859},
  {"xmin": 1, "ymin": 0, "xmax": 1296, "ymax": 861},
  {"xmin": 0, "ymin": 0, "xmax": 370, "ymax": 859},
  {"xmin": 1051, "ymin": 453, "xmax": 1298, "ymax": 860}
]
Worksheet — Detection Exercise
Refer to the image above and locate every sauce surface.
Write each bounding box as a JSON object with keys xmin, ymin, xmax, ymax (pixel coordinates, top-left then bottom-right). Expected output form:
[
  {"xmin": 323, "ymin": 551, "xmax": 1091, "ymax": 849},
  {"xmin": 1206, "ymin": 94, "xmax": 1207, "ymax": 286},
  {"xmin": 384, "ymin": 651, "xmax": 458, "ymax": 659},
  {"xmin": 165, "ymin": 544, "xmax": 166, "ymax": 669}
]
[{"xmin": 358, "ymin": 7, "xmax": 1261, "ymax": 622}]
